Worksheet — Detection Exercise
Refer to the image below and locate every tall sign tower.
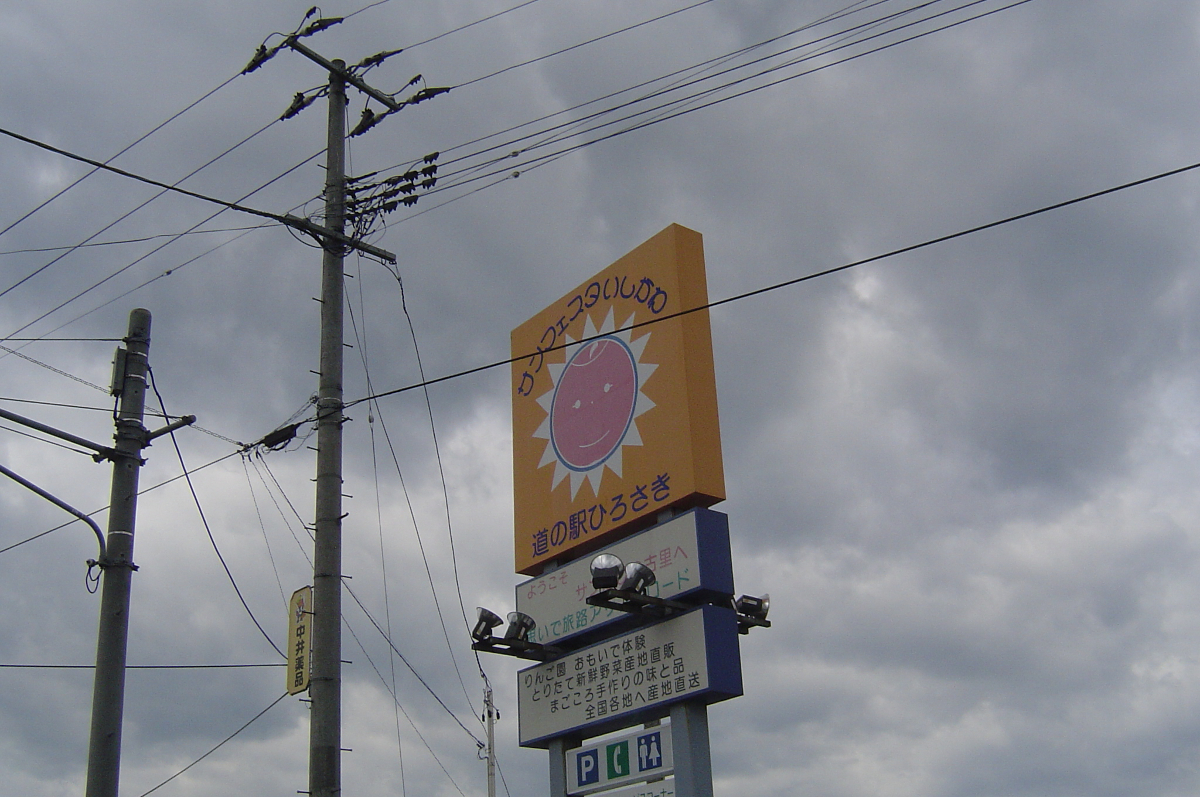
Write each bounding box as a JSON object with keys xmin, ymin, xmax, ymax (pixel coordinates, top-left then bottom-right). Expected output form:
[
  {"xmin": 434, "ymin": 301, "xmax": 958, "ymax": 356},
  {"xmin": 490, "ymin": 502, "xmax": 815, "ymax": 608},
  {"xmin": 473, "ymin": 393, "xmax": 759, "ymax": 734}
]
[{"xmin": 475, "ymin": 225, "xmax": 770, "ymax": 797}]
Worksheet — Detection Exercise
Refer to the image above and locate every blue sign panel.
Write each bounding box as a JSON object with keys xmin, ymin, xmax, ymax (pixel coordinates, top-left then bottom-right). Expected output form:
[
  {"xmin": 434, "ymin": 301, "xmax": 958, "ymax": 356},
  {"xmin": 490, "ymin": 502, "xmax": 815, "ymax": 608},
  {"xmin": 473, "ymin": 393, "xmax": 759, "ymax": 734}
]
[
  {"xmin": 637, "ymin": 731, "xmax": 663, "ymax": 772},
  {"xmin": 567, "ymin": 725, "xmax": 675, "ymax": 795},
  {"xmin": 577, "ymin": 749, "xmax": 600, "ymax": 787}
]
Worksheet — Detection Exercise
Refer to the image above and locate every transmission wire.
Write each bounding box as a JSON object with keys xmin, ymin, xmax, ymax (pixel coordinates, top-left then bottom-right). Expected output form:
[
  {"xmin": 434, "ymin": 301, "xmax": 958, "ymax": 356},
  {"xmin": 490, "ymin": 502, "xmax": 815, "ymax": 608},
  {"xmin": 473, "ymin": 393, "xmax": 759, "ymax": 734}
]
[
  {"xmin": 349, "ymin": 156, "xmax": 1200, "ymax": 406},
  {"xmin": 0, "ymin": 72, "xmax": 240, "ymax": 242},
  {"xmin": 0, "ymin": 117, "xmax": 282, "ymax": 301},
  {"xmin": 135, "ymin": 692, "xmax": 289, "ymax": 797},
  {"xmin": 343, "ymin": 259, "xmax": 477, "ymax": 718},
  {"xmin": 148, "ymin": 368, "xmax": 285, "ymax": 658}
]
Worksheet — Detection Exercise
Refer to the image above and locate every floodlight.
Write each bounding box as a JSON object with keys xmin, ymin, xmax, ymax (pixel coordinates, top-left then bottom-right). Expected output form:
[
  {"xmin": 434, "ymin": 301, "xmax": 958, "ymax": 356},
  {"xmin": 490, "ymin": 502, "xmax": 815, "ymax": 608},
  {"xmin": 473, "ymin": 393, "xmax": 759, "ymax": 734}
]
[
  {"xmin": 472, "ymin": 607, "xmax": 504, "ymax": 642},
  {"xmin": 504, "ymin": 611, "xmax": 537, "ymax": 642},
  {"xmin": 590, "ymin": 553, "xmax": 624, "ymax": 589},
  {"xmin": 617, "ymin": 561, "xmax": 656, "ymax": 594},
  {"xmin": 734, "ymin": 593, "xmax": 770, "ymax": 621}
]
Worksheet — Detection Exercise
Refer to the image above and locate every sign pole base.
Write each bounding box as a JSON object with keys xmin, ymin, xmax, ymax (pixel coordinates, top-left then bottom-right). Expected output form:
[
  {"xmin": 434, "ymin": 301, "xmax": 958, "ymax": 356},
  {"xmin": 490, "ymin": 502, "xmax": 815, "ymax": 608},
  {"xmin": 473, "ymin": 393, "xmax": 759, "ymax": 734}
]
[
  {"xmin": 549, "ymin": 733, "xmax": 581, "ymax": 797},
  {"xmin": 669, "ymin": 701, "xmax": 713, "ymax": 797}
]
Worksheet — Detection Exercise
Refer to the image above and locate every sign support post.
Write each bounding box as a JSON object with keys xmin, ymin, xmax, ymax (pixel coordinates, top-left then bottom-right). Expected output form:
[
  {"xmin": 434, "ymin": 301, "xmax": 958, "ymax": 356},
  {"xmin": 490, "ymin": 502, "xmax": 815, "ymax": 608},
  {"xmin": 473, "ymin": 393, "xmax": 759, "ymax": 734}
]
[
  {"xmin": 670, "ymin": 701, "xmax": 713, "ymax": 797},
  {"xmin": 549, "ymin": 734, "xmax": 581, "ymax": 797}
]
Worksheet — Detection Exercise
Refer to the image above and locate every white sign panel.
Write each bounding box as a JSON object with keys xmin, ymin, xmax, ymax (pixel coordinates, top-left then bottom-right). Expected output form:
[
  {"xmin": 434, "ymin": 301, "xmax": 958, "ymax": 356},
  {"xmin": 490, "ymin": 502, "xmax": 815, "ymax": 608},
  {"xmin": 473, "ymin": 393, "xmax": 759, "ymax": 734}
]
[
  {"xmin": 516, "ymin": 508, "xmax": 732, "ymax": 647},
  {"xmin": 590, "ymin": 781, "xmax": 675, "ymax": 797},
  {"xmin": 518, "ymin": 606, "xmax": 741, "ymax": 747},
  {"xmin": 568, "ymin": 725, "xmax": 674, "ymax": 795}
]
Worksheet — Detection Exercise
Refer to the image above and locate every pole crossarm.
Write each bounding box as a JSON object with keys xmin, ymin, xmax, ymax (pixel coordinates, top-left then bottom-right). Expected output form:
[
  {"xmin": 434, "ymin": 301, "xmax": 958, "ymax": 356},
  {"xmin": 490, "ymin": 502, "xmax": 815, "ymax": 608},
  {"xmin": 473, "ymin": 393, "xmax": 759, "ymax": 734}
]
[
  {"xmin": 283, "ymin": 214, "xmax": 396, "ymax": 263},
  {"xmin": 146, "ymin": 414, "xmax": 197, "ymax": 442},
  {"xmin": 287, "ymin": 39, "xmax": 405, "ymax": 112}
]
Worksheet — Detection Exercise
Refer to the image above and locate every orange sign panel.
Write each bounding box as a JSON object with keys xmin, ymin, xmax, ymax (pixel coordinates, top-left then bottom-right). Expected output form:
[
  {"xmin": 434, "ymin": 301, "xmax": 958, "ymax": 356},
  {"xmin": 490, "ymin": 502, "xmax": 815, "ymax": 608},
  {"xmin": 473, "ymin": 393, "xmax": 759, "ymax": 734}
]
[{"xmin": 512, "ymin": 224, "xmax": 724, "ymax": 575}]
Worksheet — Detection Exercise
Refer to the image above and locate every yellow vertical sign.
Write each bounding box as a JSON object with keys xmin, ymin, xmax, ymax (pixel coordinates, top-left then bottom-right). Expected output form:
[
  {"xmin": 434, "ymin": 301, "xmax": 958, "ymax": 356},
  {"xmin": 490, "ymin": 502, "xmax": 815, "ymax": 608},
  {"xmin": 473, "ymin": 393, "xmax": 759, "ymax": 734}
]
[
  {"xmin": 287, "ymin": 586, "xmax": 312, "ymax": 695},
  {"xmin": 511, "ymin": 224, "xmax": 725, "ymax": 574}
]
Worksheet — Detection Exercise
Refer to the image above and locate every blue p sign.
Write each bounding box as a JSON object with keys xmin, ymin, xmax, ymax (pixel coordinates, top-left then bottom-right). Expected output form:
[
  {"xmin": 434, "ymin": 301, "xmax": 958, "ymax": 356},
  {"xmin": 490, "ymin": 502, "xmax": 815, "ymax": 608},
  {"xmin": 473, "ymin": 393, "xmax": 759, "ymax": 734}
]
[{"xmin": 576, "ymin": 749, "xmax": 599, "ymax": 786}]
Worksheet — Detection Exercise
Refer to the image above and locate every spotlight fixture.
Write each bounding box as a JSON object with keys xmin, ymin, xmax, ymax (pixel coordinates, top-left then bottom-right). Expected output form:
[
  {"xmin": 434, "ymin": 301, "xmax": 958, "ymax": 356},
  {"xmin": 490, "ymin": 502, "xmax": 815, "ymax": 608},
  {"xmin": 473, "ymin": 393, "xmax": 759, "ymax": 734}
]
[
  {"xmin": 590, "ymin": 553, "xmax": 624, "ymax": 590},
  {"xmin": 470, "ymin": 607, "xmax": 560, "ymax": 661},
  {"xmin": 586, "ymin": 554, "xmax": 686, "ymax": 618},
  {"xmin": 617, "ymin": 561, "xmax": 656, "ymax": 594},
  {"xmin": 471, "ymin": 607, "xmax": 504, "ymax": 642},
  {"xmin": 733, "ymin": 593, "xmax": 772, "ymax": 634},
  {"xmin": 504, "ymin": 611, "xmax": 537, "ymax": 642}
]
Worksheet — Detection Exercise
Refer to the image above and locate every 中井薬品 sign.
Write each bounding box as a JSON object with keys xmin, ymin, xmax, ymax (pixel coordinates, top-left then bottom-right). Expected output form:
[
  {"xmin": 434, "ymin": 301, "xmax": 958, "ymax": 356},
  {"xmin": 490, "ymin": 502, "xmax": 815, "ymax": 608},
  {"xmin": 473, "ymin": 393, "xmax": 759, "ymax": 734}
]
[
  {"xmin": 511, "ymin": 225, "xmax": 724, "ymax": 575},
  {"xmin": 286, "ymin": 586, "xmax": 311, "ymax": 695},
  {"xmin": 517, "ymin": 605, "xmax": 741, "ymax": 747}
]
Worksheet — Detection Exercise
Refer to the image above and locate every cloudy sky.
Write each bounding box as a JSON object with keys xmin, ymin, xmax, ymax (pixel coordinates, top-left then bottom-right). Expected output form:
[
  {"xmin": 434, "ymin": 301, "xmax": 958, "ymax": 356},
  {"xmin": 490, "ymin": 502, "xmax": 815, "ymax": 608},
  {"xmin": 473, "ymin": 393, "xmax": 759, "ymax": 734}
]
[{"xmin": 3, "ymin": 0, "xmax": 1200, "ymax": 795}]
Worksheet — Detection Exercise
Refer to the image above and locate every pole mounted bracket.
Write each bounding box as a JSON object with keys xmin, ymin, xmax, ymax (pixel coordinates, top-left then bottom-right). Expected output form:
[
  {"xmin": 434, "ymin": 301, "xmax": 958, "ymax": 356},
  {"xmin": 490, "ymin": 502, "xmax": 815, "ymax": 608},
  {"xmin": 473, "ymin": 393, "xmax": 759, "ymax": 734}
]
[
  {"xmin": 586, "ymin": 588, "xmax": 690, "ymax": 618},
  {"xmin": 471, "ymin": 636, "xmax": 563, "ymax": 662},
  {"xmin": 146, "ymin": 414, "xmax": 197, "ymax": 442},
  {"xmin": 282, "ymin": 214, "xmax": 396, "ymax": 263},
  {"xmin": 87, "ymin": 557, "xmax": 139, "ymax": 572}
]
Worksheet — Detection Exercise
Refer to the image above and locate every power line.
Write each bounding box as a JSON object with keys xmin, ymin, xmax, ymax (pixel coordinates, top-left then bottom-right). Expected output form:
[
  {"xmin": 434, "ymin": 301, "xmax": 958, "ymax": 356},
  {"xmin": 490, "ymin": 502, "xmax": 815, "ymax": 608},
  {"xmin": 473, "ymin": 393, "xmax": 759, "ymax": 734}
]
[
  {"xmin": 0, "ymin": 663, "xmax": 284, "ymax": 670},
  {"xmin": 0, "ymin": 151, "xmax": 320, "ymax": 343},
  {"xmin": 0, "ymin": 125, "xmax": 296, "ymax": 241},
  {"xmin": 0, "ymin": 342, "xmax": 109, "ymax": 392},
  {"xmin": 0, "ymin": 226, "xmax": 265, "ymax": 256},
  {"xmin": 0, "ymin": 396, "xmax": 111, "ymax": 411},
  {"xmin": 0, "ymin": 450, "xmax": 241, "ymax": 558},
  {"xmin": 25, "ymin": 219, "xmax": 279, "ymax": 346},
  {"xmin": 348, "ymin": 157, "xmax": 1200, "ymax": 407},
  {"xmin": 343, "ymin": 581, "xmax": 484, "ymax": 747},
  {"xmin": 416, "ymin": 0, "xmax": 1019, "ymax": 202},
  {"xmin": 0, "ymin": 117, "xmax": 283, "ymax": 302},
  {"xmin": 0, "ymin": 73, "xmax": 240, "ymax": 242},
  {"xmin": 408, "ymin": 0, "xmax": 1010, "ymax": 207},
  {"xmin": 0, "ymin": 422, "xmax": 94, "ymax": 457},
  {"xmin": 343, "ymin": 619, "xmax": 466, "ymax": 797},
  {"xmin": 455, "ymin": 0, "xmax": 719, "ymax": 89},
  {"xmin": 135, "ymin": 691, "xmax": 290, "ymax": 797},
  {"xmin": 396, "ymin": 0, "xmax": 547, "ymax": 52},
  {"xmin": 346, "ymin": 265, "xmax": 478, "ymax": 718},
  {"xmin": 147, "ymin": 368, "xmax": 284, "ymax": 659},
  {"xmin": 377, "ymin": 0, "xmax": 911, "ymax": 180},
  {"xmin": 391, "ymin": 272, "xmax": 482, "ymax": 668},
  {"xmin": 346, "ymin": 259, "xmax": 454, "ymax": 784}
]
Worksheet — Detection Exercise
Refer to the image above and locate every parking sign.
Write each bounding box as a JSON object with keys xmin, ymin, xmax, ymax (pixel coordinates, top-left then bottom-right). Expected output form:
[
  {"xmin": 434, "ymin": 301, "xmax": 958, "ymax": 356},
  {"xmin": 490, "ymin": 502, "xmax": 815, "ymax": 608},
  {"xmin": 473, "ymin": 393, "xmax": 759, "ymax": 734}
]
[{"xmin": 567, "ymin": 725, "xmax": 675, "ymax": 795}]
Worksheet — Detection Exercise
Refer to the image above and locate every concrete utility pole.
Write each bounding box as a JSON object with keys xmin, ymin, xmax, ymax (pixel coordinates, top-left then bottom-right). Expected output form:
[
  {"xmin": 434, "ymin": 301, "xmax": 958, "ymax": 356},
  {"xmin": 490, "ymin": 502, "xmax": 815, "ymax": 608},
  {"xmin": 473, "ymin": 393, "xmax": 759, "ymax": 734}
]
[
  {"xmin": 310, "ymin": 62, "xmax": 348, "ymax": 797},
  {"xmin": 249, "ymin": 19, "xmax": 440, "ymax": 795},
  {"xmin": 85, "ymin": 308, "xmax": 152, "ymax": 797},
  {"xmin": 485, "ymin": 684, "xmax": 497, "ymax": 797},
  {"xmin": 1, "ymin": 309, "xmax": 192, "ymax": 797}
]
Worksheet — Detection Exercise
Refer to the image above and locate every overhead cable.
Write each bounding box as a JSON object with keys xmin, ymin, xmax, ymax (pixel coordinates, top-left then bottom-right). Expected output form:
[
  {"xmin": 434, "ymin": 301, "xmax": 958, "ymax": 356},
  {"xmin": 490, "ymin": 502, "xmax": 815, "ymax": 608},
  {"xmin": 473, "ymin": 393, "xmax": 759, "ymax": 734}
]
[{"xmin": 348, "ymin": 157, "xmax": 1200, "ymax": 407}]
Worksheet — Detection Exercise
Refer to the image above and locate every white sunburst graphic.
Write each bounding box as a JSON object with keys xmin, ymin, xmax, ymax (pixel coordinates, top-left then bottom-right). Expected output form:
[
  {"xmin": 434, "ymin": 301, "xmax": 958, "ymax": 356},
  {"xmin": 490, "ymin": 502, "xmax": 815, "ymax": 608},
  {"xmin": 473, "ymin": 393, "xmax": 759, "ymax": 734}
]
[{"xmin": 532, "ymin": 308, "xmax": 657, "ymax": 499}]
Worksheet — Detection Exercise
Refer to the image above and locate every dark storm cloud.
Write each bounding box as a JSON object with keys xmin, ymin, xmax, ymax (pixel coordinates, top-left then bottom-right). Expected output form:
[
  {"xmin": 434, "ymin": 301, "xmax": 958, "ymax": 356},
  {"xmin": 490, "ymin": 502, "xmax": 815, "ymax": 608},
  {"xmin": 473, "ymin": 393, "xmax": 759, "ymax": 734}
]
[{"xmin": 4, "ymin": 1, "xmax": 1200, "ymax": 796}]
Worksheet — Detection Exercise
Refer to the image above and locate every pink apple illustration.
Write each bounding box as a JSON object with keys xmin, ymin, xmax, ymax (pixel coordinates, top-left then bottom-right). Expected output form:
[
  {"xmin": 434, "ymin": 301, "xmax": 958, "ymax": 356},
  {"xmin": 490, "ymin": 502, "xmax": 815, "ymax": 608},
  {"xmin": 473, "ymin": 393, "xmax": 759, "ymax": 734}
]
[{"xmin": 550, "ymin": 337, "xmax": 638, "ymax": 471}]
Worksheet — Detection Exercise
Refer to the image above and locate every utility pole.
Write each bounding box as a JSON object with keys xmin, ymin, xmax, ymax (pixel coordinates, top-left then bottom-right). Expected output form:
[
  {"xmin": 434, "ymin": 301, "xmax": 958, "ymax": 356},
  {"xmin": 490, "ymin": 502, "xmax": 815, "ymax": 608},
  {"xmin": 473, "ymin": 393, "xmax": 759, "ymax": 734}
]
[
  {"xmin": 310, "ymin": 61, "xmax": 347, "ymax": 797},
  {"xmin": 242, "ymin": 15, "xmax": 449, "ymax": 795},
  {"xmin": 85, "ymin": 307, "xmax": 151, "ymax": 797},
  {"xmin": 2, "ymin": 310, "xmax": 194, "ymax": 797},
  {"xmin": 485, "ymin": 684, "xmax": 497, "ymax": 797},
  {"xmin": 82, "ymin": 309, "xmax": 193, "ymax": 797}
]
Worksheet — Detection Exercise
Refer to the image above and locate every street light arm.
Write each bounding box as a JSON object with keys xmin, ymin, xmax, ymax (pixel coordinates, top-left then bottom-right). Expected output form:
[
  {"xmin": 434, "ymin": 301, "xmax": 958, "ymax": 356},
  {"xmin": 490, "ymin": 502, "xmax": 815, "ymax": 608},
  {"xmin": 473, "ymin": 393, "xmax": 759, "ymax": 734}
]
[{"xmin": 0, "ymin": 461, "xmax": 105, "ymax": 561}]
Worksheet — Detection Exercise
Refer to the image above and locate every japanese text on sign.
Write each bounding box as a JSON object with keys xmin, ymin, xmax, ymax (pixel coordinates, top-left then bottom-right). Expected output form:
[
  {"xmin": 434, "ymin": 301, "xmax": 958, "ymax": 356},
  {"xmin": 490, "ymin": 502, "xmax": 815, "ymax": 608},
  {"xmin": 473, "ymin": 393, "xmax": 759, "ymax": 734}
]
[{"xmin": 518, "ymin": 606, "xmax": 741, "ymax": 746}]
